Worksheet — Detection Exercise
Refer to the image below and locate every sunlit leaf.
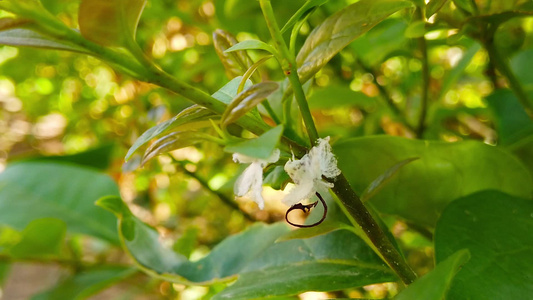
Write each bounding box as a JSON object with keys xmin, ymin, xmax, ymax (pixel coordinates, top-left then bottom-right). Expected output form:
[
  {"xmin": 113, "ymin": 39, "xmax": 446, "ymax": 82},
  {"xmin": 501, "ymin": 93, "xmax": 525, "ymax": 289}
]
[
  {"xmin": 280, "ymin": 0, "xmax": 329, "ymax": 34},
  {"xmin": 224, "ymin": 39, "xmax": 277, "ymax": 56},
  {"xmin": 221, "ymin": 82, "xmax": 279, "ymax": 126},
  {"xmin": 437, "ymin": 41, "xmax": 481, "ymax": 101},
  {"xmin": 0, "ymin": 162, "xmax": 119, "ymax": 244},
  {"xmin": 31, "ymin": 266, "xmax": 137, "ymax": 300},
  {"xmin": 334, "ymin": 136, "xmax": 533, "ymax": 227},
  {"xmin": 435, "ymin": 191, "xmax": 533, "ymax": 299},
  {"xmin": 404, "ymin": 20, "xmax": 425, "ymax": 38},
  {"xmin": 125, "ymin": 105, "xmax": 216, "ymax": 161},
  {"xmin": 394, "ymin": 249, "xmax": 470, "ymax": 300},
  {"xmin": 224, "ymin": 125, "xmax": 284, "ymax": 159},
  {"xmin": 213, "ymin": 29, "xmax": 257, "ymax": 80},
  {"xmin": 141, "ymin": 131, "xmax": 212, "ymax": 166},
  {"xmin": 0, "ymin": 28, "xmax": 87, "ymax": 52},
  {"xmin": 212, "ymin": 76, "xmax": 253, "ymax": 104},
  {"xmin": 296, "ymin": 0, "xmax": 413, "ymax": 82},
  {"xmin": 78, "ymin": 0, "xmax": 146, "ymax": 47},
  {"xmin": 452, "ymin": 0, "xmax": 475, "ymax": 14},
  {"xmin": 98, "ymin": 196, "xmax": 396, "ymax": 293},
  {"xmin": 0, "ymin": 17, "xmax": 31, "ymax": 30},
  {"xmin": 426, "ymin": 0, "xmax": 451, "ymax": 18},
  {"xmin": 361, "ymin": 157, "xmax": 419, "ymax": 202}
]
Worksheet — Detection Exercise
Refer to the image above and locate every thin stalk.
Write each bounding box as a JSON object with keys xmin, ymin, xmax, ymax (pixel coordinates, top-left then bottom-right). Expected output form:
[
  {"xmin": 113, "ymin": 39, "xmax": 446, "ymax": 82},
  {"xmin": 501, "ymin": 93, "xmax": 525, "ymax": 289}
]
[
  {"xmin": 331, "ymin": 174, "xmax": 418, "ymax": 285},
  {"xmin": 176, "ymin": 162, "xmax": 257, "ymax": 222},
  {"xmin": 21, "ymin": 8, "xmax": 276, "ymax": 137},
  {"xmin": 261, "ymin": 100, "xmax": 282, "ymax": 124},
  {"xmin": 485, "ymin": 41, "xmax": 533, "ymax": 117},
  {"xmin": 259, "ymin": 0, "xmax": 319, "ymax": 144},
  {"xmin": 356, "ymin": 59, "xmax": 416, "ymax": 133},
  {"xmin": 415, "ymin": 7, "xmax": 430, "ymax": 138}
]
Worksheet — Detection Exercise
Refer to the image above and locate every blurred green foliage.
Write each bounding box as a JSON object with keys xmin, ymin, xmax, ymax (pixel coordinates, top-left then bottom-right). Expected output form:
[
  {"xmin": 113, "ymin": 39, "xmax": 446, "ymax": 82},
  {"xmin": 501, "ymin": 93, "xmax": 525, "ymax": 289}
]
[{"xmin": 0, "ymin": 0, "xmax": 532, "ymax": 298}]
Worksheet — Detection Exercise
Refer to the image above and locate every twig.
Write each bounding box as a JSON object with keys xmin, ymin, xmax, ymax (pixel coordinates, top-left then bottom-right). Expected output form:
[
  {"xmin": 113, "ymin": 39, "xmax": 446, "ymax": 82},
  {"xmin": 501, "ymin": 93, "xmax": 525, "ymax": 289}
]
[
  {"xmin": 415, "ymin": 7, "xmax": 430, "ymax": 138},
  {"xmin": 175, "ymin": 160, "xmax": 257, "ymax": 222}
]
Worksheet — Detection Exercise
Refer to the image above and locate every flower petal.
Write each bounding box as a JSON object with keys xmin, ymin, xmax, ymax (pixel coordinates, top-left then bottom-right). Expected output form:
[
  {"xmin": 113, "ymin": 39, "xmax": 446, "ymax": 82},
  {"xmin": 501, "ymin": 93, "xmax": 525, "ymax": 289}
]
[
  {"xmin": 312, "ymin": 137, "xmax": 341, "ymax": 179},
  {"xmin": 282, "ymin": 180, "xmax": 316, "ymax": 206}
]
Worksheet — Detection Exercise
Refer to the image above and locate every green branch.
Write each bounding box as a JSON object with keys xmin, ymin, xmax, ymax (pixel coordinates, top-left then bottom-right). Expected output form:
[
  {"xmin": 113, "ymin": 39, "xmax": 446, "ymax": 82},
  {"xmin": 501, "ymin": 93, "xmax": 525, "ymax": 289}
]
[
  {"xmin": 331, "ymin": 175, "xmax": 418, "ymax": 285},
  {"xmin": 485, "ymin": 41, "xmax": 533, "ymax": 118},
  {"xmin": 415, "ymin": 7, "xmax": 430, "ymax": 138},
  {"xmin": 259, "ymin": 0, "xmax": 319, "ymax": 145},
  {"xmin": 175, "ymin": 160, "xmax": 257, "ymax": 222},
  {"xmin": 356, "ymin": 59, "xmax": 416, "ymax": 133}
]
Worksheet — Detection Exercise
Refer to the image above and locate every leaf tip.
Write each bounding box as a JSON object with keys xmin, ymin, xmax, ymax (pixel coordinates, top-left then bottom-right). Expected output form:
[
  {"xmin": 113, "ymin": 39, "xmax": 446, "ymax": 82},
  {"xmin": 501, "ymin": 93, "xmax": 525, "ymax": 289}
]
[{"xmin": 96, "ymin": 196, "xmax": 130, "ymax": 216}]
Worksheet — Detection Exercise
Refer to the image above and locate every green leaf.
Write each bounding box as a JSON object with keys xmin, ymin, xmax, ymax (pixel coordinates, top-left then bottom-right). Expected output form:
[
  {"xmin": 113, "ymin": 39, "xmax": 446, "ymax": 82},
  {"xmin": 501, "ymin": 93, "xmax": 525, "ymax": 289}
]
[
  {"xmin": 98, "ymin": 196, "xmax": 396, "ymax": 294},
  {"xmin": 125, "ymin": 105, "xmax": 216, "ymax": 161},
  {"xmin": 280, "ymin": 0, "xmax": 329, "ymax": 34},
  {"xmin": 486, "ymin": 89, "xmax": 533, "ymax": 146},
  {"xmin": 350, "ymin": 18, "xmax": 409, "ymax": 66},
  {"xmin": 361, "ymin": 157, "xmax": 419, "ymax": 203},
  {"xmin": 452, "ymin": 0, "xmax": 475, "ymax": 14},
  {"xmin": 333, "ymin": 136, "xmax": 533, "ymax": 227},
  {"xmin": 224, "ymin": 125, "xmax": 284, "ymax": 159},
  {"xmin": 511, "ymin": 48, "xmax": 533, "ymax": 91},
  {"xmin": 394, "ymin": 249, "xmax": 470, "ymax": 300},
  {"xmin": 0, "ymin": 161, "xmax": 119, "ymax": 244},
  {"xmin": 173, "ymin": 226, "xmax": 199, "ymax": 258},
  {"xmin": 275, "ymin": 220, "xmax": 349, "ymax": 243},
  {"xmin": 221, "ymin": 82, "xmax": 279, "ymax": 127},
  {"xmin": 213, "ymin": 29, "xmax": 257, "ymax": 80},
  {"xmin": 404, "ymin": 20, "xmax": 425, "ymax": 38},
  {"xmin": 141, "ymin": 131, "xmax": 212, "ymax": 166},
  {"xmin": 9, "ymin": 218, "xmax": 66, "ymax": 259},
  {"xmin": 296, "ymin": 0, "xmax": 413, "ymax": 82},
  {"xmin": 263, "ymin": 165, "xmax": 291, "ymax": 190},
  {"xmin": 33, "ymin": 143, "xmax": 115, "ymax": 170},
  {"xmin": 0, "ymin": 28, "xmax": 88, "ymax": 52},
  {"xmin": 308, "ymin": 85, "xmax": 376, "ymax": 109},
  {"xmin": 214, "ymin": 229, "xmax": 396, "ymax": 299},
  {"xmin": 224, "ymin": 39, "xmax": 277, "ymax": 56},
  {"xmin": 426, "ymin": 0, "xmax": 450, "ymax": 18},
  {"xmin": 212, "ymin": 76, "xmax": 253, "ymax": 105},
  {"xmin": 435, "ymin": 191, "xmax": 533, "ymax": 299},
  {"xmin": 31, "ymin": 266, "xmax": 137, "ymax": 300},
  {"xmin": 437, "ymin": 41, "xmax": 481, "ymax": 101},
  {"xmin": 78, "ymin": 0, "xmax": 146, "ymax": 47}
]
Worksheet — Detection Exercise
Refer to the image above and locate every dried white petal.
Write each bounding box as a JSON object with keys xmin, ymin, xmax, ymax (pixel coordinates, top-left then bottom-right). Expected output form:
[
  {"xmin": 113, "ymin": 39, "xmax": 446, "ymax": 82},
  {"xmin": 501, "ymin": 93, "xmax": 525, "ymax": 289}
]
[
  {"xmin": 282, "ymin": 137, "xmax": 339, "ymax": 205},
  {"xmin": 233, "ymin": 149, "xmax": 280, "ymax": 209},
  {"xmin": 312, "ymin": 137, "xmax": 341, "ymax": 179}
]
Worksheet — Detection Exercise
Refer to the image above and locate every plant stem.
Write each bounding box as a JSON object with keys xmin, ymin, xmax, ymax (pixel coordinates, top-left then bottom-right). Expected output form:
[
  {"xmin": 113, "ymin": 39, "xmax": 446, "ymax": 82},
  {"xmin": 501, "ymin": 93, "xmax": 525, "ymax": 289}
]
[
  {"xmin": 260, "ymin": 0, "xmax": 319, "ymax": 145},
  {"xmin": 415, "ymin": 7, "xmax": 430, "ymax": 138},
  {"xmin": 356, "ymin": 59, "xmax": 416, "ymax": 133},
  {"xmin": 331, "ymin": 174, "xmax": 418, "ymax": 285},
  {"xmin": 176, "ymin": 161, "xmax": 257, "ymax": 222},
  {"xmin": 484, "ymin": 41, "xmax": 533, "ymax": 118}
]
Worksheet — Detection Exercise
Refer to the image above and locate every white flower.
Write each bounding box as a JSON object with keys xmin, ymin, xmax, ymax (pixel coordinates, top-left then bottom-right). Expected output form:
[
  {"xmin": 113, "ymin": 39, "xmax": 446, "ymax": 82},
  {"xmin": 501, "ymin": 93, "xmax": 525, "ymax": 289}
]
[
  {"xmin": 283, "ymin": 137, "xmax": 340, "ymax": 206},
  {"xmin": 233, "ymin": 149, "xmax": 280, "ymax": 209}
]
